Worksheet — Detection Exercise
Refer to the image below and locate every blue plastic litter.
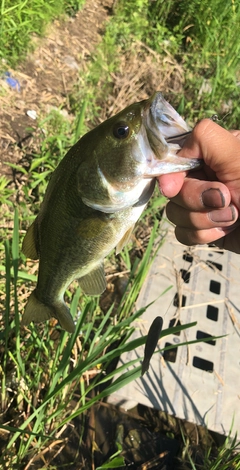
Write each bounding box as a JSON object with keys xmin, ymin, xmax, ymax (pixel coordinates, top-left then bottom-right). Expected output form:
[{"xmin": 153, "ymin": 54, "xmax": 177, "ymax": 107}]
[{"xmin": 3, "ymin": 72, "xmax": 20, "ymax": 92}]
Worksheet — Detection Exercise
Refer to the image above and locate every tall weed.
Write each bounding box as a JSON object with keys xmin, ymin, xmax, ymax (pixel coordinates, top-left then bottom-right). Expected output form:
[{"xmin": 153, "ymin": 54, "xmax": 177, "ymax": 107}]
[{"xmin": 101, "ymin": 0, "xmax": 240, "ymax": 126}]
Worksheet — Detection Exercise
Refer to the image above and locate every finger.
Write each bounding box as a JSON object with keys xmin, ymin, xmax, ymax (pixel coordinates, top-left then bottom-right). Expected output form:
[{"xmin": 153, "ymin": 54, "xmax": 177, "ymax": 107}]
[
  {"xmin": 158, "ymin": 166, "xmax": 214, "ymax": 198},
  {"xmin": 159, "ymin": 126, "xmax": 240, "ymax": 199},
  {"xmin": 169, "ymin": 177, "xmax": 232, "ymax": 211},
  {"xmin": 158, "ymin": 171, "xmax": 186, "ymax": 198},
  {"xmin": 230, "ymin": 130, "xmax": 240, "ymax": 140},
  {"xmin": 178, "ymin": 120, "xmax": 240, "ymax": 195},
  {"xmin": 166, "ymin": 202, "xmax": 238, "ymax": 230},
  {"xmin": 213, "ymin": 226, "xmax": 240, "ymax": 253},
  {"xmin": 174, "ymin": 225, "xmax": 239, "ymax": 247},
  {"xmin": 159, "ymin": 124, "xmax": 240, "ymax": 201}
]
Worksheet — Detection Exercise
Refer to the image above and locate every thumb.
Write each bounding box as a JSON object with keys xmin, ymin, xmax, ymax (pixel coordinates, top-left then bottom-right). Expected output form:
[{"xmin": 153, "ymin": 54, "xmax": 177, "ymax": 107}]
[{"xmin": 179, "ymin": 119, "xmax": 240, "ymax": 208}]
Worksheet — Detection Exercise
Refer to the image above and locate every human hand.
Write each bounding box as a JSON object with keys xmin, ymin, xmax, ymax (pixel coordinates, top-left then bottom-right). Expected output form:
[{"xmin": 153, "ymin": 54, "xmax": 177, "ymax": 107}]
[{"xmin": 158, "ymin": 119, "xmax": 240, "ymax": 253}]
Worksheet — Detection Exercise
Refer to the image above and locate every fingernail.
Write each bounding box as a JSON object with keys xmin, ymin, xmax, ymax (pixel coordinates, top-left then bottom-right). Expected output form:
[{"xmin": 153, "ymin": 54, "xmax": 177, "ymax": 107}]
[
  {"xmin": 202, "ymin": 188, "xmax": 225, "ymax": 208},
  {"xmin": 209, "ymin": 205, "xmax": 237, "ymax": 223}
]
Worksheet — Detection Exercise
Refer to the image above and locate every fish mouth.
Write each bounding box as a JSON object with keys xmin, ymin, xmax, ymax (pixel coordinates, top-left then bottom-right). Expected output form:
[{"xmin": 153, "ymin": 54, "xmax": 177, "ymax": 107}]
[
  {"xmin": 145, "ymin": 92, "xmax": 190, "ymax": 140},
  {"xmin": 166, "ymin": 130, "xmax": 192, "ymax": 146},
  {"xmin": 143, "ymin": 92, "xmax": 202, "ymax": 176}
]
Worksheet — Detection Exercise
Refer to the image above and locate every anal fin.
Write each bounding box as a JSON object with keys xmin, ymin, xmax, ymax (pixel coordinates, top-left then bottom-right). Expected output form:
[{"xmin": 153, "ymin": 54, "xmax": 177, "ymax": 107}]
[
  {"xmin": 116, "ymin": 225, "xmax": 135, "ymax": 254},
  {"xmin": 22, "ymin": 221, "xmax": 39, "ymax": 260},
  {"xmin": 78, "ymin": 263, "xmax": 106, "ymax": 295}
]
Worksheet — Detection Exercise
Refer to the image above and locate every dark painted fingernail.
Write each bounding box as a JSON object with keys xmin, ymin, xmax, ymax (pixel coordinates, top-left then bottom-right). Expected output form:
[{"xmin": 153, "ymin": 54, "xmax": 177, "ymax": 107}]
[
  {"xmin": 209, "ymin": 205, "xmax": 237, "ymax": 223},
  {"xmin": 202, "ymin": 188, "xmax": 225, "ymax": 208}
]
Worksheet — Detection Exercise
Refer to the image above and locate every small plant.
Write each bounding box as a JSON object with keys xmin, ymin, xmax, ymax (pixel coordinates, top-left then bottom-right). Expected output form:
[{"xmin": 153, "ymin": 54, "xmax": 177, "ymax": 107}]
[
  {"xmin": 0, "ymin": 176, "xmax": 14, "ymax": 206},
  {"xmin": 0, "ymin": 211, "xmax": 227, "ymax": 468},
  {"xmin": 180, "ymin": 424, "xmax": 240, "ymax": 469},
  {"xmin": 0, "ymin": 0, "xmax": 85, "ymax": 66}
]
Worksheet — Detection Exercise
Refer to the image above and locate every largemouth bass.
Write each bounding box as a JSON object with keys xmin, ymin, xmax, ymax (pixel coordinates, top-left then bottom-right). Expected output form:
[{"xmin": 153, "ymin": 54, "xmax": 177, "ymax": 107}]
[{"xmin": 22, "ymin": 93, "xmax": 201, "ymax": 333}]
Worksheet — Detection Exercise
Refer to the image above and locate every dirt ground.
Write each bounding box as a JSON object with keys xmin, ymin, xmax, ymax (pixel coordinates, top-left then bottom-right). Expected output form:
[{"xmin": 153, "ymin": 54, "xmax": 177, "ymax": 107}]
[
  {"xmin": 0, "ymin": 0, "xmax": 113, "ymax": 178},
  {"xmin": 0, "ymin": 0, "xmax": 185, "ymax": 180}
]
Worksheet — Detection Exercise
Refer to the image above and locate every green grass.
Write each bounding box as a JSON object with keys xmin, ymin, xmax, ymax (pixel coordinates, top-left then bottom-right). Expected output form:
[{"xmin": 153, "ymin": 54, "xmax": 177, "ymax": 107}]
[
  {"xmin": 80, "ymin": 0, "xmax": 240, "ymax": 128},
  {"xmin": 1, "ymin": 211, "xmax": 203, "ymax": 468},
  {"xmin": 1, "ymin": 0, "xmax": 240, "ymax": 468},
  {"xmin": 0, "ymin": 0, "xmax": 85, "ymax": 66},
  {"xmin": 181, "ymin": 426, "xmax": 240, "ymax": 470},
  {"xmin": 2, "ymin": 212, "xmax": 227, "ymax": 468}
]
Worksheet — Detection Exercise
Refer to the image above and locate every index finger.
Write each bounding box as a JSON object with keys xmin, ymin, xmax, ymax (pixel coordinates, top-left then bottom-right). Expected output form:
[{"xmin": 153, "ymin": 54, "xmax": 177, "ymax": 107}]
[
  {"xmin": 178, "ymin": 119, "xmax": 240, "ymax": 185},
  {"xmin": 158, "ymin": 171, "xmax": 186, "ymax": 198}
]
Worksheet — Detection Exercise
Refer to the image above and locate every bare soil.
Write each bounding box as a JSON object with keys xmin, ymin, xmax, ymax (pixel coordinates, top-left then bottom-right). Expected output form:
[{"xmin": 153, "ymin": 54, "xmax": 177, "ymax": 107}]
[
  {"xmin": 0, "ymin": 0, "xmax": 184, "ymax": 181},
  {"xmin": 0, "ymin": 0, "xmax": 113, "ymax": 177}
]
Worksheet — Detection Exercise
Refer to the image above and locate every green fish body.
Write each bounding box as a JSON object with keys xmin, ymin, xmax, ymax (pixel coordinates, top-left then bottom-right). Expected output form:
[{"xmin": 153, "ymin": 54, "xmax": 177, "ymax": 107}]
[{"xmin": 22, "ymin": 93, "xmax": 201, "ymax": 332}]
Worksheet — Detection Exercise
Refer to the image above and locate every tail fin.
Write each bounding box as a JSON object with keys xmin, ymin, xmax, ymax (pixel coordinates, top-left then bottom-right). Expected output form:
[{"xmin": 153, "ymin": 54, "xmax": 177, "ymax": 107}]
[{"xmin": 22, "ymin": 290, "xmax": 75, "ymax": 333}]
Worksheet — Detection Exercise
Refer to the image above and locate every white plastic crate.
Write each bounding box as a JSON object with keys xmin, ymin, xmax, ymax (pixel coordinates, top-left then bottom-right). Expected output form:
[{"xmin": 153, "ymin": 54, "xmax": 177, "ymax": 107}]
[{"xmin": 109, "ymin": 219, "xmax": 240, "ymax": 436}]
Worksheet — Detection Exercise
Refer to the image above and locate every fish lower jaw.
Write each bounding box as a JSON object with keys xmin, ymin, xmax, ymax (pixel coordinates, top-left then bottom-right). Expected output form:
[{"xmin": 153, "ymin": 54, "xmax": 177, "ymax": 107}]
[{"xmin": 144, "ymin": 154, "xmax": 202, "ymax": 176}]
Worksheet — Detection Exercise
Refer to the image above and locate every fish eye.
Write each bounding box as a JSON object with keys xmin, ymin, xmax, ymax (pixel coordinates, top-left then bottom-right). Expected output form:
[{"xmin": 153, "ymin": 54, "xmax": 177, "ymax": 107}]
[{"xmin": 112, "ymin": 121, "xmax": 130, "ymax": 139}]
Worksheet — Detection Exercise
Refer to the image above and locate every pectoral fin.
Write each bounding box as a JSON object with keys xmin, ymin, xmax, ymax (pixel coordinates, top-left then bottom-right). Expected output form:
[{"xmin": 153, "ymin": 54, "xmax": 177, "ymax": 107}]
[
  {"xmin": 22, "ymin": 221, "xmax": 39, "ymax": 260},
  {"xmin": 78, "ymin": 263, "xmax": 106, "ymax": 295},
  {"xmin": 116, "ymin": 225, "xmax": 135, "ymax": 254}
]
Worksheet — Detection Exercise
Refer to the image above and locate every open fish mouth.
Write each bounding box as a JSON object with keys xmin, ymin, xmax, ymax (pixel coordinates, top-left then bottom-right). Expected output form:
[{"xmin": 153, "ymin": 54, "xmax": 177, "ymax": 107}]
[
  {"xmin": 146, "ymin": 92, "xmax": 190, "ymax": 139},
  {"xmin": 166, "ymin": 130, "xmax": 192, "ymax": 146},
  {"xmin": 143, "ymin": 93, "xmax": 202, "ymax": 176}
]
